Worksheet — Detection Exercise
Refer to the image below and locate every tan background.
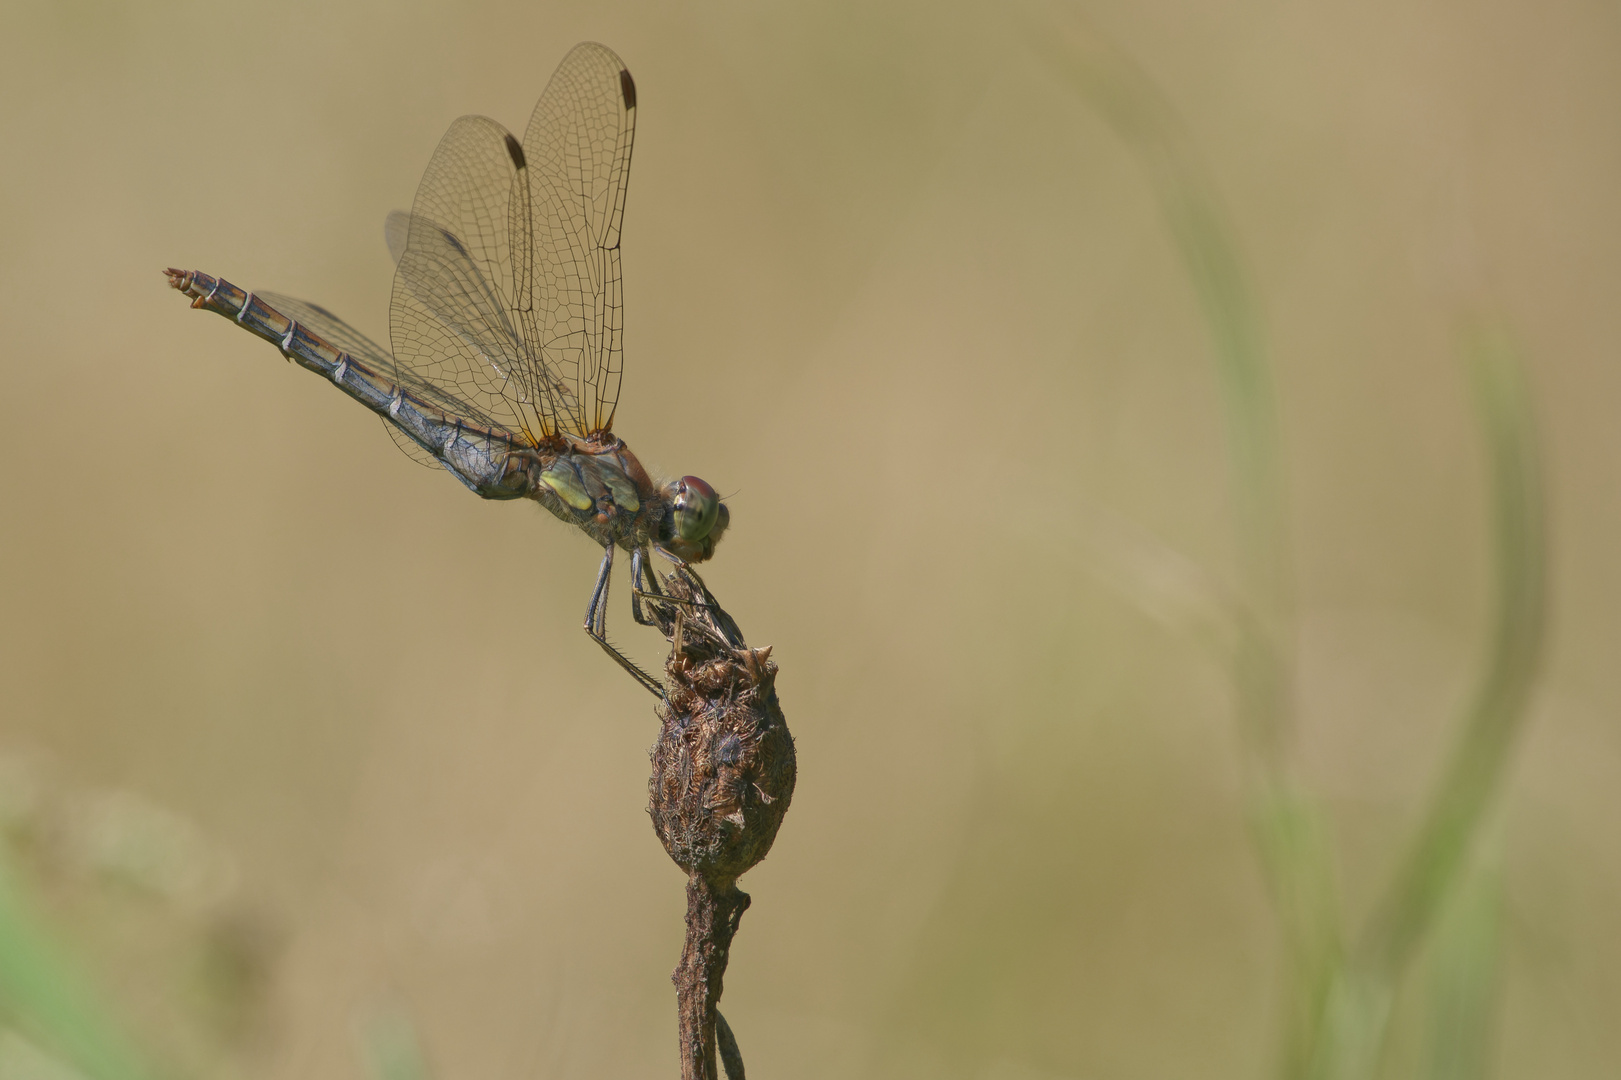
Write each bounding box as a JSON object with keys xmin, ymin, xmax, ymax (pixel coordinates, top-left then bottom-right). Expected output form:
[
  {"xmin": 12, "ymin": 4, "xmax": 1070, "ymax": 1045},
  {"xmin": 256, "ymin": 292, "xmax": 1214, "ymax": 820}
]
[{"xmin": 1, "ymin": 0, "xmax": 1618, "ymax": 1077}]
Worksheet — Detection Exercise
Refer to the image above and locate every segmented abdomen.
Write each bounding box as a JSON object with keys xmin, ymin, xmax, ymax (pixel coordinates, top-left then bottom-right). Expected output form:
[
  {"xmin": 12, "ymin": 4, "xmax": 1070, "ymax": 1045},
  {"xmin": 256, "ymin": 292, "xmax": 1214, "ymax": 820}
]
[{"xmin": 166, "ymin": 269, "xmax": 527, "ymax": 499}]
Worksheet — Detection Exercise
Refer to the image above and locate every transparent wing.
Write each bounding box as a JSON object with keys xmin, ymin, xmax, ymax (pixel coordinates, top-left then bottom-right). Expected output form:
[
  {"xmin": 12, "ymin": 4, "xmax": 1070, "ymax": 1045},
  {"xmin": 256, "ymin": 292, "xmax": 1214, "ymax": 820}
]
[
  {"xmin": 386, "ymin": 41, "xmax": 637, "ymax": 443},
  {"xmin": 389, "ymin": 115, "xmax": 560, "ymax": 445},
  {"xmin": 384, "ymin": 210, "xmax": 411, "ymax": 265},
  {"xmin": 520, "ymin": 41, "xmax": 637, "ymax": 436},
  {"xmin": 260, "ymin": 291, "xmax": 441, "ymax": 467},
  {"xmin": 260, "ymin": 292, "xmax": 393, "ymax": 368}
]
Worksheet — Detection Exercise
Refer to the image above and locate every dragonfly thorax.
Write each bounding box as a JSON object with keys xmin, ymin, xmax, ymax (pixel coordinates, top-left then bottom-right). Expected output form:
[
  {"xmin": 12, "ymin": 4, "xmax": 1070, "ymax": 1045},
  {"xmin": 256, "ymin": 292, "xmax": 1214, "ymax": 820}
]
[{"xmin": 509, "ymin": 443, "xmax": 726, "ymax": 563}]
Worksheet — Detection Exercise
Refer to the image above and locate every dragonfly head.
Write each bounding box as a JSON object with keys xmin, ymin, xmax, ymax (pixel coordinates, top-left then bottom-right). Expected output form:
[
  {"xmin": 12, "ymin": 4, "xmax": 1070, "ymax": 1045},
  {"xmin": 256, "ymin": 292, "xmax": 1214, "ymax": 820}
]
[{"xmin": 664, "ymin": 475, "xmax": 729, "ymax": 563}]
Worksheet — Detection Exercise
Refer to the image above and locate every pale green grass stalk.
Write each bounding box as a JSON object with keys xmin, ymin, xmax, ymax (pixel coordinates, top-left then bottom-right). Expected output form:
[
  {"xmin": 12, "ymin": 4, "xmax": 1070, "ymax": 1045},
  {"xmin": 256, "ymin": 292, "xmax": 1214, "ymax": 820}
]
[
  {"xmin": 1425, "ymin": 849, "xmax": 1502, "ymax": 1080},
  {"xmin": 0, "ymin": 846, "xmax": 153, "ymax": 1080},
  {"xmin": 1309, "ymin": 328, "xmax": 1543, "ymax": 1080},
  {"xmin": 1024, "ymin": 9, "xmax": 1339, "ymax": 1075},
  {"xmin": 360, "ymin": 1008, "xmax": 434, "ymax": 1080},
  {"xmin": 1029, "ymin": 9, "xmax": 1544, "ymax": 1080}
]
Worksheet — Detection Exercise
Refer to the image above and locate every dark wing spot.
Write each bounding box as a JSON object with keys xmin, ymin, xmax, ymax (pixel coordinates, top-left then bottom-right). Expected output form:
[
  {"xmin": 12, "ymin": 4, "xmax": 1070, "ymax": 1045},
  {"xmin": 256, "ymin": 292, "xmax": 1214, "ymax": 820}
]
[
  {"xmin": 437, "ymin": 224, "xmax": 469, "ymax": 258},
  {"xmin": 619, "ymin": 68, "xmax": 636, "ymax": 111},
  {"xmin": 504, "ymin": 133, "xmax": 526, "ymax": 170}
]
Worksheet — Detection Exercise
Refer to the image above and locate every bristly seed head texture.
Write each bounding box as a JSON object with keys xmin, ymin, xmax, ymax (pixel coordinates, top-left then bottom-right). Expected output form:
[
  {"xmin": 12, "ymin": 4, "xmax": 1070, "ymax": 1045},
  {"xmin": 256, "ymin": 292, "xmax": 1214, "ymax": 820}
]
[{"xmin": 648, "ymin": 581, "xmax": 795, "ymax": 889}]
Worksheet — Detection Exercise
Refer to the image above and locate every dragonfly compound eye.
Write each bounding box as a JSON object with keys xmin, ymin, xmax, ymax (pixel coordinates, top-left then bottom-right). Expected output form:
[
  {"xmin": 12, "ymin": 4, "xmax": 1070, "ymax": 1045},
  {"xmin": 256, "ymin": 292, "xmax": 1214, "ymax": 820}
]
[{"xmin": 672, "ymin": 475, "xmax": 721, "ymax": 541}]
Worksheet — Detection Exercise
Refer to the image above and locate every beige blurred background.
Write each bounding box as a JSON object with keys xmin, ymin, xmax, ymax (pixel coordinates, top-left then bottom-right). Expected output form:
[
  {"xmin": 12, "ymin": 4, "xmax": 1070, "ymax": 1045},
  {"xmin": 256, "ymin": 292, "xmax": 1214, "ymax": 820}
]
[{"xmin": 1, "ymin": 0, "xmax": 1618, "ymax": 1077}]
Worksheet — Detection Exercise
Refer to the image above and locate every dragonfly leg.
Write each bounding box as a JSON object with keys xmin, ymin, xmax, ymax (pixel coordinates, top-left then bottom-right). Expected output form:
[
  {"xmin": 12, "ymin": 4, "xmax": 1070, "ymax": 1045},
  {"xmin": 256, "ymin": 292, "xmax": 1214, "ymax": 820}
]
[
  {"xmin": 631, "ymin": 546, "xmax": 664, "ymax": 627},
  {"xmin": 640, "ymin": 544, "xmax": 721, "ymax": 613},
  {"xmin": 637, "ymin": 546, "xmax": 746, "ymax": 652},
  {"xmin": 583, "ymin": 543, "xmax": 664, "ymax": 698}
]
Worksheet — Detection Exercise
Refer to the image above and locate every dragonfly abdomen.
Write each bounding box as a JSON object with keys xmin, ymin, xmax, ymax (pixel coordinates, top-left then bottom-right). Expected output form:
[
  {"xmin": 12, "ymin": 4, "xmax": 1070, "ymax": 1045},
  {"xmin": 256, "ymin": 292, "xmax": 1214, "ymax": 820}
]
[{"xmin": 166, "ymin": 268, "xmax": 528, "ymax": 499}]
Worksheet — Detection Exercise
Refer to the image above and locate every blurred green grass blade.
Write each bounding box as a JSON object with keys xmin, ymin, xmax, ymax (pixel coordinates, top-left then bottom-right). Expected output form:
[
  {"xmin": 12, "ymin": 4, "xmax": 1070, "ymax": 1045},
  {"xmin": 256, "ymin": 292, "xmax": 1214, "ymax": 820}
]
[
  {"xmin": 1360, "ymin": 325, "xmax": 1544, "ymax": 978},
  {"xmin": 1024, "ymin": 10, "xmax": 1341, "ymax": 1076},
  {"xmin": 1025, "ymin": 12, "xmax": 1544, "ymax": 1080},
  {"xmin": 0, "ymin": 849, "xmax": 153, "ymax": 1080},
  {"xmin": 359, "ymin": 1007, "xmax": 432, "ymax": 1080},
  {"xmin": 1308, "ymin": 855, "xmax": 1503, "ymax": 1080},
  {"xmin": 1426, "ymin": 851, "xmax": 1502, "ymax": 1080},
  {"xmin": 0, "ymin": 1027, "xmax": 93, "ymax": 1080},
  {"xmin": 1310, "ymin": 968, "xmax": 1394, "ymax": 1080},
  {"xmin": 1022, "ymin": 1, "xmax": 1293, "ymax": 770},
  {"xmin": 1313, "ymin": 326, "xmax": 1544, "ymax": 1079},
  {"xmin": 1250, "ymin": 784, "xmax": 1344, "ymax": 1079}
]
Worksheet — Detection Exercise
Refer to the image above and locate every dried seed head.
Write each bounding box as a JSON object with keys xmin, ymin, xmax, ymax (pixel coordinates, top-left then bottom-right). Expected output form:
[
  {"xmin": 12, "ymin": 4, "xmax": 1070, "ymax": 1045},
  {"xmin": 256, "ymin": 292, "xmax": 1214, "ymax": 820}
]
[{"xmin": 647, "ymin": 577, "xmax": 795, "ymax": 889}]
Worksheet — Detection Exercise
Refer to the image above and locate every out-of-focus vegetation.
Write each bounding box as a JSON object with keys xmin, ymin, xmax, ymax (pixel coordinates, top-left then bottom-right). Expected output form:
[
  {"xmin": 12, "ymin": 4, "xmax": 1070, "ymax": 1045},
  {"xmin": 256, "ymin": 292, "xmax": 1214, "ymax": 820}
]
[
  {"xmin": 1, "ymin": 1, "xmax": 1616, "ymax": 1078},
  {"xmin": 0, "ymin": 756, "xmax": 270, "ymax": 1080},
  {"xmin": 1036, "ymin": 15, "xmax": 1545, "ymax": 1078}
]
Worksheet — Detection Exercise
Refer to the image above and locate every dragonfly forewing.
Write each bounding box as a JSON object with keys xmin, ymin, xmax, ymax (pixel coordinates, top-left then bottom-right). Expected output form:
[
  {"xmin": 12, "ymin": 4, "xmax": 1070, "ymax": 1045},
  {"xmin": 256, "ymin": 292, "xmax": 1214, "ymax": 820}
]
[
  {"xmin": 385, "ymin": 42, "xmax": 637, "ymax": 445},
  {"xmin": 518, "ymin": 42, "xmax": 636, "ymax": 437}
]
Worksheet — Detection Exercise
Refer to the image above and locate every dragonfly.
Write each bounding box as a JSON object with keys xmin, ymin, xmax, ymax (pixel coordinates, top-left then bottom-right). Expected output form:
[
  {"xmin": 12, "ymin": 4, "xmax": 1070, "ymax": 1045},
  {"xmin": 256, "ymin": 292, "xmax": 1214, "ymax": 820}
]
[{"xmin": 166, "ymin": 42, "xmax": 728, "ymax": 698}]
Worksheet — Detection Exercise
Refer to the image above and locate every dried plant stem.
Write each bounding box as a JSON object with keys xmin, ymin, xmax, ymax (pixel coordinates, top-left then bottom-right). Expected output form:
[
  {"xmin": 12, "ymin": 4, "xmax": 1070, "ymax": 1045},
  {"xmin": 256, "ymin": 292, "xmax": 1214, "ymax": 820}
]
[{"xmin": 674, "ymin": 877, "xmax": 750, "ymax": 1080}]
